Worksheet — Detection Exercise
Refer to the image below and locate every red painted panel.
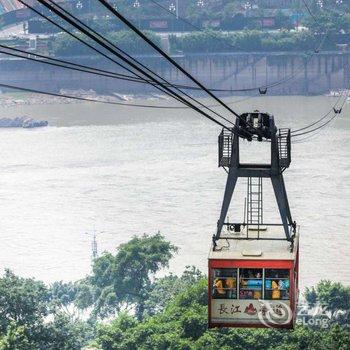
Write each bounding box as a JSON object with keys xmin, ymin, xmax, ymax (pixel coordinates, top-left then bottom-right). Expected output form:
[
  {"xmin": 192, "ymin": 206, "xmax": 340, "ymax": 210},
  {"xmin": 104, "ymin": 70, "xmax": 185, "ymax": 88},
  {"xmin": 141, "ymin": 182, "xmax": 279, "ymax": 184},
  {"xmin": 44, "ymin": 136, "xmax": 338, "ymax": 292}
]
[
  {"xmin": 207, "ymin": 260, "xmax": 212, "ymax": 326},
  {"xmin": 209, "ymin": 259, "xmax": 293, "ymax": 269}
]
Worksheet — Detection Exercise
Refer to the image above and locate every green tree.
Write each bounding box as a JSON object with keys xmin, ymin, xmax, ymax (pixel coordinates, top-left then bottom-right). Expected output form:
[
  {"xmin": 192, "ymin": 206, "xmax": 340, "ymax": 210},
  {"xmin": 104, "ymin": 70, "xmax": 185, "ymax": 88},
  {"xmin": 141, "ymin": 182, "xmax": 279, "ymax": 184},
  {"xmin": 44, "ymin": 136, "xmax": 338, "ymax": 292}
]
[
  {"xmin": 51, "ymin": 281, "xmax": 77, "ymax": 306},
  {"xmin": 50, "ymin": 281, "xmax": 79, "ymax": 317},
  {"xmin": 51, "ymin": 30, "xmax": 161, "ymax": 57},
  {"xmin": 43, "ymin": 313, "xmax": 92, "ymax": 350},
  {"xmin": 0, "ymin": 269, "xmax": 50, "ymax": 333},
  {"xmin": 95, "ymin": 275, "xmax": 350, "ymax": 350},
  {"xmin": 0, "ymin": 270, "xmax": 91, "ymax": 349},
  {"xmin": 77, "ymin": 233, "xmax": 178, "ymax": 320},
  {"xmin": 169, "ymin": 30, "xmax": 334, "ymax": 53},
  {"xmin": 144, "ymin": 266, "xmax": 204, "ymax": 317},
  {"xmin": 303, "ymin": 11, "xmax": 350, "ymax": 34},
  {"xmin": 0, "ymin": 324, "xmax": 33, "ymax": 350},
  {"xmin": 305, "ymin": 280, "xmax": 350, "ymax": 326}
]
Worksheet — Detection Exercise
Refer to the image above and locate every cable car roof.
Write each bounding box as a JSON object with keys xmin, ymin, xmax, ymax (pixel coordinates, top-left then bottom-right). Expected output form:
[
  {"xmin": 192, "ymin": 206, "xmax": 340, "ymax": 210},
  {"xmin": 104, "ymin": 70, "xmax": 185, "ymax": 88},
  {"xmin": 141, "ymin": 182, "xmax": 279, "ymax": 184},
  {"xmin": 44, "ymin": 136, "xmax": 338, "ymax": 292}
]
[{"xmin": 209, "ymin": 226, "xmax": 299, "ymax": 261}]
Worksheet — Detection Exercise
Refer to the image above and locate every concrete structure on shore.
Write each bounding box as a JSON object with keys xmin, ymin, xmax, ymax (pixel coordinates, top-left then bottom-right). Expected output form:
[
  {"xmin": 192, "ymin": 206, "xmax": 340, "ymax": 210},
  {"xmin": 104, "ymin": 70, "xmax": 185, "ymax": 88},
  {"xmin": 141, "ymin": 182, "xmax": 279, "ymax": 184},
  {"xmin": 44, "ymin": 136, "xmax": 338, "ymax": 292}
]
[{"xmin": 1, "ymin": 51, "xmax": 349, "ymax": 96}]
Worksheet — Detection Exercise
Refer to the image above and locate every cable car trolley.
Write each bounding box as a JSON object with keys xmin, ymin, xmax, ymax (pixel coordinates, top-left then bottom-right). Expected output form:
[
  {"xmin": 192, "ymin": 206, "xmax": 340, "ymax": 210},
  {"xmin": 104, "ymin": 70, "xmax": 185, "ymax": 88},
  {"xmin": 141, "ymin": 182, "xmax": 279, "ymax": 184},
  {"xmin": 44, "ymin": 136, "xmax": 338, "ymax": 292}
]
[{"xmin": 209, "ymin": 112, "xmax": 299, "ymax": 329}]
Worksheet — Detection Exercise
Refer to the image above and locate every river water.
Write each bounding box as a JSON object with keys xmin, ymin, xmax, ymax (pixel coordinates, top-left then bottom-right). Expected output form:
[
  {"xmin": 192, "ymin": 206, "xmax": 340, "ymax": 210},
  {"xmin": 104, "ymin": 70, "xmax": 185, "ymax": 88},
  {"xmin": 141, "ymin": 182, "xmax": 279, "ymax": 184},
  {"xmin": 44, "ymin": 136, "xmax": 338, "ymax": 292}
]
[{"xmin": 0, "ymin": 95, "xmax": 348, "ymax": 289}]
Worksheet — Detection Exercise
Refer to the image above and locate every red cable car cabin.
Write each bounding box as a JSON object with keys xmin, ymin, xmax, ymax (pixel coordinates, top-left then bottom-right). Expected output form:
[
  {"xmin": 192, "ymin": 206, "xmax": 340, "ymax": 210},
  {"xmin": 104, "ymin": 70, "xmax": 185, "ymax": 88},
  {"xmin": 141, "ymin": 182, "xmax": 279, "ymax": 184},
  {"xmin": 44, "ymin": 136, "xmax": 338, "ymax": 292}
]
[
  {"xmin": 208, "ymin": 226, "xmax": 299, "ymax": 328},
  {"xmin": 210, "ymin": 112, "xmax": 299, "ymax": 329}
]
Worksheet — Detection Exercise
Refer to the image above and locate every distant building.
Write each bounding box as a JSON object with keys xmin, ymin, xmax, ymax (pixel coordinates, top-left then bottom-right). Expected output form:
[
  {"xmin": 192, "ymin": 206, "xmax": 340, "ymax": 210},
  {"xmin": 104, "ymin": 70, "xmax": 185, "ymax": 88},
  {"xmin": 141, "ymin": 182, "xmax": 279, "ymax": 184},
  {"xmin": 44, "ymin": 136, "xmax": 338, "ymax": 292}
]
[
  {"xmin": 0, "ymin": 0, "xmax": 25, "ymax": 15},
  {"xmin": 0, "ymin": 0, "xmax": 66, "ymax": 15},
  {"xmin": 258, "ymin": 0, "xmax": 299, "ymax": 7},
  {"xmin": 0, "ymin": 0, "xmax": 69, "ymax": 28}
]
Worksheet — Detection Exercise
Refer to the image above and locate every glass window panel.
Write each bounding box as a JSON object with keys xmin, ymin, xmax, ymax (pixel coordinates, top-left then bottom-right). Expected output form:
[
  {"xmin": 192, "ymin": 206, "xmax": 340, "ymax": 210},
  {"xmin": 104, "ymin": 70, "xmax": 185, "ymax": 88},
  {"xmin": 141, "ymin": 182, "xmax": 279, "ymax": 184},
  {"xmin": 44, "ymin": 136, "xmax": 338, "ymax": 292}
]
[
  {"xmin": 264, "ymin": 269, "xmax": 290, "ymax": 300},
  {"xmin": 239, "ymin": 268, "xmax": 263, "ymax": 300},
  {"xmin": 212, "ymin": 268, "xmax": 237, "ymax": 299}
]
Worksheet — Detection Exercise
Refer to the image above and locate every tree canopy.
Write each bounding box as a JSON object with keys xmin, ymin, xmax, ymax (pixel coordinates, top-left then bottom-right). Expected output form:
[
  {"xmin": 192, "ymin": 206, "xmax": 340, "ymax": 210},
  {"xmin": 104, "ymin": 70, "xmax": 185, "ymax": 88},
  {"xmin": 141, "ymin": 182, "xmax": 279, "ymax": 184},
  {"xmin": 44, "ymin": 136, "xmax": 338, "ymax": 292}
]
[
  {"xmin": 0, "ymin": 270, "xmax": 91, "ymax": 349},
  {"xmin": 0, "ymin": 235, "xmax": 349, "ymax": 349},
  {"xmin": 95, "ymin": 278, "xmax": 350, "ymax": 350},
  {"xmin": 75, "ymin": 233, "xmax": 178, "ymax": 320}
]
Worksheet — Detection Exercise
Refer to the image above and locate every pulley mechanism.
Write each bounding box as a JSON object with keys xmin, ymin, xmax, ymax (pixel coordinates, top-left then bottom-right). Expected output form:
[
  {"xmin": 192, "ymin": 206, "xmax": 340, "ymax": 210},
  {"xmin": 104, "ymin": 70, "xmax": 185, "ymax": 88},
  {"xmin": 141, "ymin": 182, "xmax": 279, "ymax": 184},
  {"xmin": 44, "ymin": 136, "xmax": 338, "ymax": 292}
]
[{"xmin": 236, "ymin": 111, "xmax": 276, "ymax": 141}]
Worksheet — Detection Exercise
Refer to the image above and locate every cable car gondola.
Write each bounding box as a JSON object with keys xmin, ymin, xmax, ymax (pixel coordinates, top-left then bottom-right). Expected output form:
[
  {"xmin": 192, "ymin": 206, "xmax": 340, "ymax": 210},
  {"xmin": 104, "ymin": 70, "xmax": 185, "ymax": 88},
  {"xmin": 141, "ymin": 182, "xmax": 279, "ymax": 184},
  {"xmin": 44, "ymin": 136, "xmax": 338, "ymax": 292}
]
[{"xmin": 209, "ymin": 112, "xmax": 299, "ymax": 329}]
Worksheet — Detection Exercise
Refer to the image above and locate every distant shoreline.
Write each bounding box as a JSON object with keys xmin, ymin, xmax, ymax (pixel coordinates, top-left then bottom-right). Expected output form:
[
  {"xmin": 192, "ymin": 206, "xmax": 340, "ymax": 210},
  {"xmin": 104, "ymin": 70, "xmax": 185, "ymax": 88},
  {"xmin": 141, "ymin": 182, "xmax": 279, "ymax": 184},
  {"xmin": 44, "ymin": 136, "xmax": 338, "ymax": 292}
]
[
  {"xmin": 0, "ymin": 91, "xmax": 80, "ymax": 108},
  {"xmin": 0, "ymin": 90, "xmax": 172, "ymax": 108}
]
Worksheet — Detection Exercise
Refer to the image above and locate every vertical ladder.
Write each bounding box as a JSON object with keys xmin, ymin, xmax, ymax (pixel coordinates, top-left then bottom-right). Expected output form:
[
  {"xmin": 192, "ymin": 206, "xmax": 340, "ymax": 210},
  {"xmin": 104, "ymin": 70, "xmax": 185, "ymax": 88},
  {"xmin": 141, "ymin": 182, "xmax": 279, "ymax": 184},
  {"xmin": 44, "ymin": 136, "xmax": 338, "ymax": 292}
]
[{"xmin": 246, "ymin": 177, "xmax": 263, "ymax": 238}]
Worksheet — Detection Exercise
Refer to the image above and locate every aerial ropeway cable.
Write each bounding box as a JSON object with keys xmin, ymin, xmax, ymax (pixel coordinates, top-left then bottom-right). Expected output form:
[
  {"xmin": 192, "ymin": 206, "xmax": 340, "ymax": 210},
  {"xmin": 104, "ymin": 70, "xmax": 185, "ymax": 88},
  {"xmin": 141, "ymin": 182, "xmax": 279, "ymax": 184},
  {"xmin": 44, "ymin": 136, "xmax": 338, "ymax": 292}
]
[
  {"xmin": 8, "ymin": 0, "xmax": 346, "ymax": 143},
  {"xmin": 0, "ymin": 44, "xmax": 245, "ymax": 93},
  {"xmin": 149, "ymin": 0, "xmax": 327, "ymax": 95},
  {"xmin": 21, "ymin": 0, "xmax": 259, "ymax": 133},
  {"xmin": 42, "ymin": 0, "xmax": 245, "ymax": 130},
  {"xmin": 0, "ymin": 0, "xmax": 332, "ymax": 98},
  {"xmin": 16, "ymin": 0, "xmax": 194, "ymax": 109},
  {"xmin": 288, "ymin": 1, "xmax": 348, "ymax": 141},
  {"xmin": 46, "ymin": 0, "xmax": 260, "ymax": 134},
  {"xmin": 20, "ymin": 0, "xmax": 238, "ymax": 120},
  {"xmin": 97, "ymin": 0, "xmax": 331, "ymax": 138},
  {"xmin": 23, "ymin": 0, "xmax": 266, "ymax": 138},
  {"xmin": 292, "ymin": 94, "xmax": 347, "ymax": 139},
  {"xmin": 0, "ymin": 82, "xmax": 201, "ymax": 108},
  {"xmin": 7, "ymin": 0, "xmax": 330, "ymax": 118},
  {"xmin": 0, "ymin": 44, "xmax": 274, "ymax": 97},
  {"xmin": 18, "ymin": 0, "xmax": 240, "ymax": 132},
  {"xmin": 0, "ymin": 44, "xmax": 272, "ymax": 112},
  {"xmin": 291, "ymin": 94, "xmax": 344, "ymax": 134},
  {"xmin": 0, "ymin": 45, "xmax": 143, "ymax": 83},
  {"xmin": 292, "ymin": 95, "xmax": 346, "ymax": 144},
  {"xmin": 95, "ymin": 0, "xmax": 242, "ymax": 118},
  {"xmin": 93, "ymin": 0, "xmax": 266, "ymax": 135},
  {"xmin": 0, "ymin": 46, "xmax": 254, "ymax": 109}
]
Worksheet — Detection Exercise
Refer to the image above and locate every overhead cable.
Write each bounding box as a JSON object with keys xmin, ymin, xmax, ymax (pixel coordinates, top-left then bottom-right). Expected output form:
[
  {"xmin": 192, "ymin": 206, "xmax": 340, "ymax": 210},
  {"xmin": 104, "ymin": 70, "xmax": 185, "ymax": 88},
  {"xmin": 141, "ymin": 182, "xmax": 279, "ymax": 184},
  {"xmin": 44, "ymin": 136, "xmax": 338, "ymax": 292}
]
[
  {"xmin": 292, "ymin": 94, "xmax": 347, "ymax": 138},
  {"xmin": 44, "ymin": 0, "xmax": 241, "ymax": 128},
  {"xmin": 95, "ymin": 0, "xmax": 246, "ymax": 121},
  {"xmin": 20, "ymin": 0, "xmax": 236, "ymax": 131},
  {"xmin": 17, "ymin": 0, "xmax": 187, "ymax": 106},
  {"xmin": 291, "ymin": 94, "xmax": 343, "ymax": 134},
  {"xmin": 150, "ymin": 0, "xmax": 327, "ymax": 94},
  {"xmin": 0, "ymin": 82, "xmax": 190, "ymax": 108}
]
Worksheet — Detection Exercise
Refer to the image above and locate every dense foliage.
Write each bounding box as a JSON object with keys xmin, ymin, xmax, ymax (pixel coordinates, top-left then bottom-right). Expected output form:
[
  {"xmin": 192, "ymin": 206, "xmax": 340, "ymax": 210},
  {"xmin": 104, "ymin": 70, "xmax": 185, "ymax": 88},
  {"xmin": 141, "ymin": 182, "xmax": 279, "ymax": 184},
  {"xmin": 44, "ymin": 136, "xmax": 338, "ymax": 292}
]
[
  {"xmin": 169, "ymin": 30, "xmax": 336, "ymax": 53},
  {"xmin": 74, "ymin": 233, "xmax": 178, "ymax": 320},
  {"xmin": 50, "ymin": 30, "xmax": 161, "ymax": 56},
  {"xmin": 94, "ymin": 278, "xmax": 350, "ymax": 350},
  {"xmin": 303, "ymin": 12, "xmax": 350, "ymax": 35},
  {"xmin": 48, "ymin": 28, "xmax": 343, "ymax": 57},
  {"xmin": 27, "ymin": 0, "xmax": 349, "ymax": 57},
  {"xmin": 0, "ymin": 270, "xmax": 91, "ymax": 349},
  {"xmin": 67, "ymin": 0, "xmax": 350, "ymax": 29},
  {"xmin": 0, "ymin": 234, "xmax": 349, "ymax": 349}
]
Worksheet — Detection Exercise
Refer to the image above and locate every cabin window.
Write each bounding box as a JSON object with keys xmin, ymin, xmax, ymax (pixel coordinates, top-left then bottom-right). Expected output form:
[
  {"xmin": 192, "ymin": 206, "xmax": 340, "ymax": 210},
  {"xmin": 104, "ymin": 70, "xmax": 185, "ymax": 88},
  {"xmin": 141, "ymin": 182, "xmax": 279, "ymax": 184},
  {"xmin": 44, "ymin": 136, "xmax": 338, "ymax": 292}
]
[
  {"xmin": 212, "ymin": 268, "xmax": 237, "ymax": 299},
  {"xmin": 264, "ymin": 269, "xmax": 290, "ymax": 300},
  {"xmin": 239, "ymin": 268, "xmax": 263, "ymax": 299}
]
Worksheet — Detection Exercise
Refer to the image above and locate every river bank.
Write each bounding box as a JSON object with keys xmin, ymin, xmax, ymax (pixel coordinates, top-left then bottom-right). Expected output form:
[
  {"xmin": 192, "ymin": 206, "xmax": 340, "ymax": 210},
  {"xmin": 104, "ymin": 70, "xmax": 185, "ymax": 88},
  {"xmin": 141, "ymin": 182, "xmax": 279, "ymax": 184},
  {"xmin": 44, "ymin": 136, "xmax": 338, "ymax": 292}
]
[
  {"xmin": 0, "ymin": 90, "xmax": 174, "ymax": 108},
  {"xmin": 1, "ymin": 51, "xmax": 349, "ymax": 96}
]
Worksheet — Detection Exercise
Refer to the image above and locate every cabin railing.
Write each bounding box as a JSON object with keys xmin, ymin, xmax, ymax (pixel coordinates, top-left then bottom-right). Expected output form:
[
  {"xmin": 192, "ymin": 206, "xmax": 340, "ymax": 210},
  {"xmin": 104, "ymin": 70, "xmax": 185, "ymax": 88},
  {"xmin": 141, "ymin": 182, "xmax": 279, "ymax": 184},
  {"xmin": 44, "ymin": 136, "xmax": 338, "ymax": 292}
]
[
  {"xmin": 278, "ymin": 128, "xmax": 291, "ymax": 170},
  {"xmin": 218, "ymin": 129, "xmax": 233, "ymax": 168}
]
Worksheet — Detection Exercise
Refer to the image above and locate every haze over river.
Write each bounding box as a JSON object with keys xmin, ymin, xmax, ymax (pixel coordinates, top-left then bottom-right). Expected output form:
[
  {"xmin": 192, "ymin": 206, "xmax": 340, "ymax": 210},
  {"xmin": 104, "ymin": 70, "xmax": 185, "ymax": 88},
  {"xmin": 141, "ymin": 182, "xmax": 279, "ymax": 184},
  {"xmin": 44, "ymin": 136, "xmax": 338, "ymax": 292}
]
[{"xmin": 0, "ymin": 95, "xmax": 349, "ymax": 289}]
